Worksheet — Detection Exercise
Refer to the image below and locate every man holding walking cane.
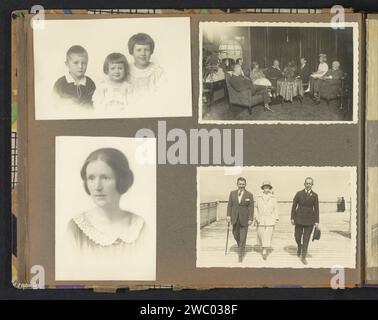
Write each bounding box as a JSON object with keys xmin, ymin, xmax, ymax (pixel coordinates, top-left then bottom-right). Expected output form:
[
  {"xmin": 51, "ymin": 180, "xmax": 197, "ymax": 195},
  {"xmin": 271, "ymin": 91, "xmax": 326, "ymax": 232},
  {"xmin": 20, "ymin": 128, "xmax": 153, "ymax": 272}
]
[{"xmin": 226, "ymin": 177, "xmax": 254, "ymax": 262}]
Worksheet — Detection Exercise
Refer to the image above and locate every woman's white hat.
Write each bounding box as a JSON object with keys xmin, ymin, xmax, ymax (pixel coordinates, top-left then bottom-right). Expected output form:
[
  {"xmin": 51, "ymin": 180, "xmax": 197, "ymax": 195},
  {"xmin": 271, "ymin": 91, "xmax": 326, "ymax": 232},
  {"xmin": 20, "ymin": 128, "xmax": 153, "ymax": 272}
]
[{"xmin": 261, "ymin": 181, "xmax": 273, "ymax": 190}]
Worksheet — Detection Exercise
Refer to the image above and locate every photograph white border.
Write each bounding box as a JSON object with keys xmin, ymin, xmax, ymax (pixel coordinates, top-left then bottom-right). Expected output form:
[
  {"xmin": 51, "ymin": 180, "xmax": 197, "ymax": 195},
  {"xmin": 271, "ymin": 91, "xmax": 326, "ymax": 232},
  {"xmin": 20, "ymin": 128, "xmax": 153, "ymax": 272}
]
[
  {"xmin": 55, "ymin": 136, "xmax": 157, "ymax": 281},
  {"xmin": 198, "ymin": 21, "xmax": 360, "ymax": 125},
  {"xmin": 196, "ymin": 166, "xmax": 358, "ymax": 269},
  {"xmin": 33, "ymin": 17, "xmax": 193, "ymax": 120}
]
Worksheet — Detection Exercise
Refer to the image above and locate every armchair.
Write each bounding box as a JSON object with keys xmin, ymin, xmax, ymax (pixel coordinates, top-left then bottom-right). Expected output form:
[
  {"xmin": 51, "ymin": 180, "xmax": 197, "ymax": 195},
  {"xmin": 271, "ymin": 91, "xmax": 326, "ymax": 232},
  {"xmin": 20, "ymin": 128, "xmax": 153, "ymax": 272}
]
[
  {"xmin": 319, "ymin": 72, "xmax": 349, "ymax": 109},
  {"xmin": 224, "ymin": 72, "xmax": 265, "ymax": 115}
]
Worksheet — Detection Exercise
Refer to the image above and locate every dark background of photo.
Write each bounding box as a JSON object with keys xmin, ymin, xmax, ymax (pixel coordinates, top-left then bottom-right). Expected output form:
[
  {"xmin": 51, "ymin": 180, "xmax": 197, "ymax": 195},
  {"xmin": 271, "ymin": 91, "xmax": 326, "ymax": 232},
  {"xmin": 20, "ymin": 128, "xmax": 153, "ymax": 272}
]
[
  {"xmin": 1, "ymin": 0, "xmax": 378, "ymax": 301},
  {"xmin": 203, "ymin": 26, "xmax": 354, "ymax": 79}
]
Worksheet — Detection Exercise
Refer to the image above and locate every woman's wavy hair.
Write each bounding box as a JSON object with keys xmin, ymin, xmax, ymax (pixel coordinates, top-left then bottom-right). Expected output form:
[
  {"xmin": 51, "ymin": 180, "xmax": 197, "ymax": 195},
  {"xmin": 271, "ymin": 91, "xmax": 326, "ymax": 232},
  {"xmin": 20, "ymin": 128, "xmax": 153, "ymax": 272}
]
[{"xmin": 80, "ymin": 148, "xmax": 134, "ymax": 195}]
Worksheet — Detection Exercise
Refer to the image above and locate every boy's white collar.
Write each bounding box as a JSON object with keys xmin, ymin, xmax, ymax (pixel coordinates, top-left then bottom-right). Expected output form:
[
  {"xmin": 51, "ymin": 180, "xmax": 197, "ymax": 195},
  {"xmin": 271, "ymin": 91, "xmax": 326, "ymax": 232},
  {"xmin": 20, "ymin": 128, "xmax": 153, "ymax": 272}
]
[{"xmin": 65, "ymin": 73, "xmax": 87, "ymax": 85}]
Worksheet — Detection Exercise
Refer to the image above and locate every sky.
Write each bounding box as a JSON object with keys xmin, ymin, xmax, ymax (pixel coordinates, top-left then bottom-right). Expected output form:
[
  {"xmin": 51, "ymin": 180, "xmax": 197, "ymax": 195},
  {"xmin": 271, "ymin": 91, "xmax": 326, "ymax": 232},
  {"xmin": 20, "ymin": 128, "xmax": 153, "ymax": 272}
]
[{"xmin": 199, "ymin": 167, "xmax": 355, "ymax": 203}]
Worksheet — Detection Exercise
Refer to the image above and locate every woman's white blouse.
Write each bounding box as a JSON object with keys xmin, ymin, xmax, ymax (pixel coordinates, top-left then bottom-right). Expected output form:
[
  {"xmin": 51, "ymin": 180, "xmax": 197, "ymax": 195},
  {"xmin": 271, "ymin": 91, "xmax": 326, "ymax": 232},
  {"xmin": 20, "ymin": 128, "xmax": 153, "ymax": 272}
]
[
  {"xmin": 57, "ymin": 211, "xmax": 155, "ymax": 281},
  {"xmin": 312, "ymin": 62, "xmax": 329, "ymax": 78}
]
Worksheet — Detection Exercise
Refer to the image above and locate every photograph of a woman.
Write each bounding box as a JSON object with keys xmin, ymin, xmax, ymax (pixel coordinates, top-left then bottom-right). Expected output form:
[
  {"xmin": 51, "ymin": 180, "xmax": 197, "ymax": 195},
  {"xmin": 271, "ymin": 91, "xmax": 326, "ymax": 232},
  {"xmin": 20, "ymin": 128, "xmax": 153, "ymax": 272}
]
[
  {"xmin": 68, "ymin": 148, "xmax": 146, "ymax": 250},
  {"xmin": 55, "ymin": 137, "xmax": 156, "ymax": 281},
  {"xmin": 255, "ymin": 181, "xmax": 279, "ymax": 261}
]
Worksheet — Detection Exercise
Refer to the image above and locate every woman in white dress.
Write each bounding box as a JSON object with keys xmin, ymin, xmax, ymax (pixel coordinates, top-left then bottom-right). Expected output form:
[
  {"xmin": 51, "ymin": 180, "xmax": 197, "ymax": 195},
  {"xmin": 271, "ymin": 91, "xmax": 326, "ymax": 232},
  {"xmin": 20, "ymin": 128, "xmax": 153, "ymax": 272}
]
[
  {"xmin": 306, "ymin": 53, "xmax": 329, "ymax": 95},
  {"xmin": 254, "ymin": 181, "xmax": 279, "ymax": 260},
  {"xmin": 250, "ymin": 61, "xmax": 273, "ymax": 87}
]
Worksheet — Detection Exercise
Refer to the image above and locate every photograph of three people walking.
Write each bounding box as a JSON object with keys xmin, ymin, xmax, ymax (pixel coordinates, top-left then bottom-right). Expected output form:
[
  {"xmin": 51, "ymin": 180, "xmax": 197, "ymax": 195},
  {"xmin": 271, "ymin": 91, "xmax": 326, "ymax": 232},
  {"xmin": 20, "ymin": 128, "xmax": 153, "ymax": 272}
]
[{"xmin": 197, "ymin": 167, "xmax": 356, "ymax": 268}]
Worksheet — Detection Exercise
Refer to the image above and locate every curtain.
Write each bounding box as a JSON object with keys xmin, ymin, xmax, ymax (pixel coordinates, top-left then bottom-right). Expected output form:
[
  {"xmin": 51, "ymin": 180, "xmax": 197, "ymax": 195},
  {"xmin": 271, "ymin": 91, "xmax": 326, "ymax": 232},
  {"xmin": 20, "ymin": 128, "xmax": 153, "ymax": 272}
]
[{"xmin": 249, "ymin": 26, "xmax": 353, "ymax": 76}]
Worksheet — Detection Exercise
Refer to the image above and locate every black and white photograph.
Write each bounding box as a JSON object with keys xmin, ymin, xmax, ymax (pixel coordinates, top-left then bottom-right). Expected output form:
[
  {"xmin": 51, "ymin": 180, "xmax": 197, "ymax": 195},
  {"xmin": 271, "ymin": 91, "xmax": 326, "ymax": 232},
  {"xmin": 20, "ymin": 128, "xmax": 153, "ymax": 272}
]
[
  {"xmin": 197, "ymin": 167, "xmax": 357, "ymax": 268},
  {"xmin": 199, "ymin": 22, "xmax": 359, "ymax": 124},
  {"xmin": 33, "ymin": 17, "xmax": 192, "ymax": 120},
  {"xmin": 55, "ymin": 136, "xmax": 156, "ymax": 281}
]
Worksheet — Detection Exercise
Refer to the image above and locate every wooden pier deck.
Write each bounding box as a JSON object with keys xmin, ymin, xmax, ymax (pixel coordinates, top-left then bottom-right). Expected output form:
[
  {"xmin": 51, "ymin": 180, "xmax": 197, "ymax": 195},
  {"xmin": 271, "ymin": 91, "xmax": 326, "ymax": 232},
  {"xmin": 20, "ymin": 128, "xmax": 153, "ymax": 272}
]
[{"xmin": 197, "ymin": 212, "xmax": 355, "ymax": 268}]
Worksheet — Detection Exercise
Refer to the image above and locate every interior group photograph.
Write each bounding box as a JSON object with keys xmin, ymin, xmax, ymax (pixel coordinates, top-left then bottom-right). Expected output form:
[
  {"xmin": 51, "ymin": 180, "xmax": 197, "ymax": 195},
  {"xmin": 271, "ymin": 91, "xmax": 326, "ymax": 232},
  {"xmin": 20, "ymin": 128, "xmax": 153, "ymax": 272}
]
[{"xmin": 200, "ymin": 22, "xmax": 358, "ymax": 123}]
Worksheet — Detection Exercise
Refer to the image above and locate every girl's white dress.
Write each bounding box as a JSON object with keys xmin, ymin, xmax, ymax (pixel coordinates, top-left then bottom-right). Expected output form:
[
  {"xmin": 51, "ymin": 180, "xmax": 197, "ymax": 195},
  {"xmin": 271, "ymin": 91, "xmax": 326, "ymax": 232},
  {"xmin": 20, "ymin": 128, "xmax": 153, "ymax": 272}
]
[
  {"xmin": 92, "ymin": 79, "xmax": 132, "ymax": 112},
  {"xmin": 128, "ymin": 62, "xmax": 163, "ymax": 97}
]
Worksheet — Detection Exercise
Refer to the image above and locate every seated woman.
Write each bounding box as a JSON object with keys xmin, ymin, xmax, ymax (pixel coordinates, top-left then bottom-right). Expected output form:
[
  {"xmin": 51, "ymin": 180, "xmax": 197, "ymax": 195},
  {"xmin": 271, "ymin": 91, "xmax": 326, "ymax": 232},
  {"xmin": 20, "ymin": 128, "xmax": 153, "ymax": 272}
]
[
  {"xmin": 250, "ymin": 61, "xmax": 272, "ymax": 87},
  {"xmin": 307, "ymin": 53, "xmax": 329, "ymax": 94},
  {"xmin": 229, "ymin": 64, "xmax": 273, "ymax": 112},
  {"xmin": 282, "ymin": 60, "xmax": 297, "ymax": 80}
]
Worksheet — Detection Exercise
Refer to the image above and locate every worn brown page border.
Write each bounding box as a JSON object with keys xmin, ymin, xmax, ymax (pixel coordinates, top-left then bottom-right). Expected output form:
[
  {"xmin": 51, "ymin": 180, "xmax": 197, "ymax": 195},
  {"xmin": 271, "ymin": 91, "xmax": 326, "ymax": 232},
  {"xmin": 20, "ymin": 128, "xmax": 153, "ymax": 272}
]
[{"xmin": 16, "ymin": 12, "xmax": 364, "ymax": 289}]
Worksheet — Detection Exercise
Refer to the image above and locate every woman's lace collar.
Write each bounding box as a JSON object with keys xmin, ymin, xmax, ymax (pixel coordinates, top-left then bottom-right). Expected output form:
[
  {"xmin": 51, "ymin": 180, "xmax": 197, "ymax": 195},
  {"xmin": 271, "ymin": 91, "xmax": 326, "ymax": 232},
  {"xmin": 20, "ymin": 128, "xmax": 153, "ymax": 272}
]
[{"xmin": 72, "ymin": 211, "xmax": 145, "ymax": 247}]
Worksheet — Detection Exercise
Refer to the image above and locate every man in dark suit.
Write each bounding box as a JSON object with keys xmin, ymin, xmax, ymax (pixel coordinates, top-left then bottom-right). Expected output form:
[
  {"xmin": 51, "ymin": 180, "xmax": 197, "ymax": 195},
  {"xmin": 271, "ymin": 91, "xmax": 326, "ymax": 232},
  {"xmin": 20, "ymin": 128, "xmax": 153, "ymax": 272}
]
[
  {"xmin": 227, "ymin": 177, "xmax": 254, "ymax": 262},
  {"xmin": 264, "ymin": 59, "xmax": 283, "ymax": 89},
  {"xmin": 291, "ymin": 177, "xmax": 319, "ymax": 265},
  {"xmin": 229, "ymin": 64, "xmax": 272, "ymax": 112},
  {"xmin": 296, "ymin": 57, "xmax": 311, "ymax": 84},
  {"xmin": 312, "ymin": 60, "xmax": 343, "ymax": 103}
]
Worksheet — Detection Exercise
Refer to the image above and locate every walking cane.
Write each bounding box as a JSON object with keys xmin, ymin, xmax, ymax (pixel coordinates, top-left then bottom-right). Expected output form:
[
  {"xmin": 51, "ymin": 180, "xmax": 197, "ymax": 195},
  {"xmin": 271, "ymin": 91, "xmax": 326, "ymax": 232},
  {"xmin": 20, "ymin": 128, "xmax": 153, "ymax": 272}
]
[{"xmin": 225, "ymin": 221, "xmax": 230, "ymax": 255}]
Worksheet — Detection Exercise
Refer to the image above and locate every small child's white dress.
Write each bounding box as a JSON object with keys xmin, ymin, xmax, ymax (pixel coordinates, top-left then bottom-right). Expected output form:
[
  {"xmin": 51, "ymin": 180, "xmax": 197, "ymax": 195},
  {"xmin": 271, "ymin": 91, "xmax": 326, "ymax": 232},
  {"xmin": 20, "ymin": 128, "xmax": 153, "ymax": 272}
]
[{"xmin": 92, "ymin": 79, "xmax": 132, "ymax": 113}]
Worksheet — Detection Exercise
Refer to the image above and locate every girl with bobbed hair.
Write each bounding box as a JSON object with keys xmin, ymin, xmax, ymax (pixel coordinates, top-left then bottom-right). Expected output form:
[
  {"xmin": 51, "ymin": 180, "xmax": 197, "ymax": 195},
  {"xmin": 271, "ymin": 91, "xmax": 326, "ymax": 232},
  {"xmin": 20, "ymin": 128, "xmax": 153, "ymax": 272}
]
[
  {"xmin": 68, "ymin": 148, "xmax": 147, "ymax": 250},
  {"xmin": 127, "ymin": 33, "xmax": 163, "ymax": 96},
  {"xmin": 92, "ymin": 53, "xmax": 132, "ymax": 112}
]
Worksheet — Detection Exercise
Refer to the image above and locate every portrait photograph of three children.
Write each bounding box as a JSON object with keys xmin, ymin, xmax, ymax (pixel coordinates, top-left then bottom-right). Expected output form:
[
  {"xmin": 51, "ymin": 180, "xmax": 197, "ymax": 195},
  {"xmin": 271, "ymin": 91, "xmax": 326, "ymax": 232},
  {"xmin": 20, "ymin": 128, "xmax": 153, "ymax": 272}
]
[{"xmin": 33, "ymin": 17, "xmax": 192, "ymax": 119}]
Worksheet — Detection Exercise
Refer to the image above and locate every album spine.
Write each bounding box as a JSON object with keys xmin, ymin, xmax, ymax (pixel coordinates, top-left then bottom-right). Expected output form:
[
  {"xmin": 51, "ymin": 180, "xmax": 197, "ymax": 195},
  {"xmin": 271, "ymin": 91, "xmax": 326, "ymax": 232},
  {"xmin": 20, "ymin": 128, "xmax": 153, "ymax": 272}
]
[
  {"xmin": 13, "ymin": 13, "xmax": 31, "ymax": 287},
  {"xmin": 365, "ymin": 15, "xmax": 378, "ymax": 285},
  {"xmin": 357, "ymin": 12, "xmax": 367, "ymax": 288}
]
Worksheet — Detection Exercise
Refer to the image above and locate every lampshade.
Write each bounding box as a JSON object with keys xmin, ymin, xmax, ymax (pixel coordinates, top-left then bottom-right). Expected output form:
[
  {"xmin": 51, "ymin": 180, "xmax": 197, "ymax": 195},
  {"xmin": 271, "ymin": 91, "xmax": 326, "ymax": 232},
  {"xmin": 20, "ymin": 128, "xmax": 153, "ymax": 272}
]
[{"xmin": 218, "ymin": 39, "xmax": 243, "ymax": 61}]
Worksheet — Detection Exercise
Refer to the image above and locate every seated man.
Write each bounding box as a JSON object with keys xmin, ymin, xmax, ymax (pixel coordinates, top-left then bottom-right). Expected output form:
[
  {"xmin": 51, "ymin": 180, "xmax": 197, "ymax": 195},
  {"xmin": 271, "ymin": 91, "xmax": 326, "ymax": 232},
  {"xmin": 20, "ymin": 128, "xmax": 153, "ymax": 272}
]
[
  {"xmin": 313, "ymin": 60, "xmax": 343, "ymax": 103},
  {"xmin": 264, "ymin": 59, "xmax": 283, "ymax": 89},
  {"xmin": 296, "ymin": 57, "xmax": 311, "ymax": 84},
  {"xmin": 229, "ymin": 64, "xmax": 272, "ymax": 112}
]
